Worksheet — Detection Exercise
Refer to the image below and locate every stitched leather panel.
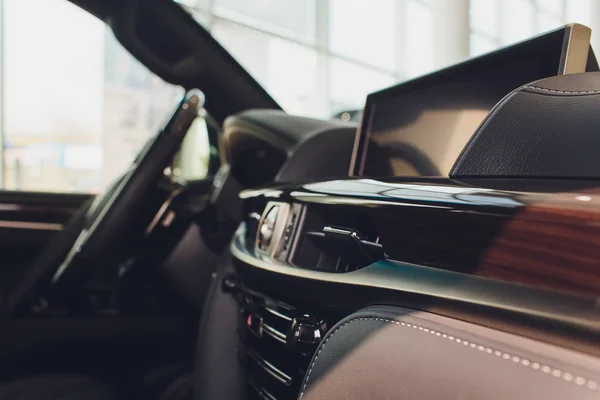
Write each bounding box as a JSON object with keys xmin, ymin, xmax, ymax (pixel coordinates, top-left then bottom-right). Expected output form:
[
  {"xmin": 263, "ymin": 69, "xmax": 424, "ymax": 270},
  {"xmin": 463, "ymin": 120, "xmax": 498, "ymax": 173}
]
[
  {"xmin": 299, "ymin": 306, "xmax": 600, "ymax": 400},
  {"xmin": 522, "ymin": 72, "xmax": 600, "ymax": 94},
  {"xmin": 275, "ymin": 126, "xmax": 357, "ymax": 182},
  {"xmin": 451, "ymin": 72, "xmax": 600, "ymax": 178}
]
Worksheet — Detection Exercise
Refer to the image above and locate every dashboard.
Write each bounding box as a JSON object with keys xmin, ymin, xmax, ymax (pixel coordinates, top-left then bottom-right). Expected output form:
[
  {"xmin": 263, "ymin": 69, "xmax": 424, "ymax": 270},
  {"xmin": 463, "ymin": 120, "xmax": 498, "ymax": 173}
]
[
  {"xmin": 197, "ymin": 24, "xmax": 600, "ymax": 400},
  {"xmin": 230, "ymin": 178, "xmax": 600, "ymax": 400}
]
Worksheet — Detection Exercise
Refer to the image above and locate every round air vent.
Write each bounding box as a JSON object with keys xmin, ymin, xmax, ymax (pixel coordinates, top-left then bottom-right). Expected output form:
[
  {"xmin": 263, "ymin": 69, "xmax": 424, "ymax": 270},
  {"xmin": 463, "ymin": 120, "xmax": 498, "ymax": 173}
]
[{"xmin": 257, "ymin": 205, "xmax": 280, "ymax": 252}]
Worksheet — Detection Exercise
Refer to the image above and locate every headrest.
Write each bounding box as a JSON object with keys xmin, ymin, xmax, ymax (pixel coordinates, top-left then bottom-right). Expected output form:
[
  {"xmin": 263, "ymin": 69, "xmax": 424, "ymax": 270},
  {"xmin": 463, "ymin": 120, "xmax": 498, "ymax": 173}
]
[{"xmin": 451, "ymin": 72, "xmax": 600, "ymax": 178}]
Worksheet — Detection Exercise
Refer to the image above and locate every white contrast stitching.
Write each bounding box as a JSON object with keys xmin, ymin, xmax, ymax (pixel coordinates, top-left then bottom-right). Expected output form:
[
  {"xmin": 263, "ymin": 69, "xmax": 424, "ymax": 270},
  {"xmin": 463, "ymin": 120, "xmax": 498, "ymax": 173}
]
[
  {"xmin": 523, "ymin": 85, "xmax": 600, "ymax": 94},
  {"xmin": 298, "ymin": 317, "xmax": 599, "ymax": 399}
]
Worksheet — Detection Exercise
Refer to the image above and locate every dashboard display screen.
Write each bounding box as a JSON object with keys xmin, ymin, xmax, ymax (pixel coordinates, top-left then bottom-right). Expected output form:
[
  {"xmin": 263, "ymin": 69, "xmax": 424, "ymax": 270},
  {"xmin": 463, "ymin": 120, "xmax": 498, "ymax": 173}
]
[{"xmin": 351, "ymin": 27, "xmax": 597, "ymax": 177}]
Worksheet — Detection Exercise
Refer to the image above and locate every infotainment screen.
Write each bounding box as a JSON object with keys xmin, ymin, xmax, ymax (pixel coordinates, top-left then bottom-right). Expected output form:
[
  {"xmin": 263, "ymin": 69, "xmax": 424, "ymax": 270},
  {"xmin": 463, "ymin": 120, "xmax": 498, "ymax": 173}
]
[{"xmin": 350, "ymin": 24, "xmax": 598, "ymax": 177}]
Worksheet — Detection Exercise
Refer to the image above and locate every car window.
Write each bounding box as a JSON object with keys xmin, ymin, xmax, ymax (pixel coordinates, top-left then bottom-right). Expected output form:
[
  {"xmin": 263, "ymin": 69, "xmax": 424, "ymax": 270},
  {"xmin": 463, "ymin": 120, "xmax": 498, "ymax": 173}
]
[
  {"xmin": 0, "ymin": 0, "xmax": 209, "ymax": 194},
  {"xmin": 176, "ymin": 0, "xmax": 594, "ymax": 119}
]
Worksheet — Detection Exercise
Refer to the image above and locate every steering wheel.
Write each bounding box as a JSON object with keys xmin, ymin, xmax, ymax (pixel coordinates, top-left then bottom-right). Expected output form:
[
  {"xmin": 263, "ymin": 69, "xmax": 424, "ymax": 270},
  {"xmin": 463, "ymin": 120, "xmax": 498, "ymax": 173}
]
[{"xmin": 2, "ymin": 90, "xmax": 204, "ymax": 316}]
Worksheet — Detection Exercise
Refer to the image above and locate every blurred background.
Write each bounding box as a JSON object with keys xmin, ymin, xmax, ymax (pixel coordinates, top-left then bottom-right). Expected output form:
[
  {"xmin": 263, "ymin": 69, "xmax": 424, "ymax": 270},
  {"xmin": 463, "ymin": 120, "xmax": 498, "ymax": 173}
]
[{"xmin": 0, "ymin": 0, "xmax": 598, "ymax": 193}]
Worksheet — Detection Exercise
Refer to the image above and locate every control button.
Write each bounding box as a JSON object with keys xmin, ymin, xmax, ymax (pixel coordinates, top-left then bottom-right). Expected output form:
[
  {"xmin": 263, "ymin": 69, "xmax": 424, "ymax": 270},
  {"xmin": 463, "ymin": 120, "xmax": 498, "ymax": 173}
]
[
  {"xmin": 286, "ymin": 316, "xmax": 325, "ymax": 353},
  {"xmin": 222, "ymin": 274, "xmax": 241, "ymax": 293},
  {"xmin": 245, "ymin": 310, "xmax": 264, "ymax": 338}
]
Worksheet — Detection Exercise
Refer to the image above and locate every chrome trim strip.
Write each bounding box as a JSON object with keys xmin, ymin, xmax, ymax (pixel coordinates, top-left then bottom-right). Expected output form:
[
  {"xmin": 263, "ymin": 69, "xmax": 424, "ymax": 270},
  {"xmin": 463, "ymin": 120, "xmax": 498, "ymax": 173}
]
[
  {"xmin": 0, "ymin": 203, "xmax": 82, "ymax": 214},
  {"xmin": 0, "ymin": 220, "xmax": 62, "ymax": 231},
  {"xmin": 248, "ymin": 378, "xmax": 278, "ymax": 400},
  {"xmin": 247, "ymin": 349, "xmax": 293, "ymax": 386},
  {"xmin": 264, "ymin": 307, "xmax": 293, "ymax": 321},
  {"xmin": 262, "ymin": 323, "xmax": 287, "ymax": 344},
  {"xmin": 559, "ymin": 23, "xmax": 592, "ymax": 75},
  {"xmin": 256, "ymin": 202, "xmax": 292, "ymax": 258}
]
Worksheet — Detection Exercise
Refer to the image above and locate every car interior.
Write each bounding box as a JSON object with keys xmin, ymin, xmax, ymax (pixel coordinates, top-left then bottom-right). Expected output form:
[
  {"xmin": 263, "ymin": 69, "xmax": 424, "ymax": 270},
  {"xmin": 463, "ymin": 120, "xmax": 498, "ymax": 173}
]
[{"xmin": 1, "ymin": 0, "xmax": 600, "ymax": 399}]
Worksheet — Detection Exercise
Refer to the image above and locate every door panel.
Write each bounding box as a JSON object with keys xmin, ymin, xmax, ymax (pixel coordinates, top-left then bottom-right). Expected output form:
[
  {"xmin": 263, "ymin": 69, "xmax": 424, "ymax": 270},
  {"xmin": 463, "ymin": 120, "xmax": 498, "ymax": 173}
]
[{"xmin": 0, "ymin": 191, "xmax": 92, "ymax": 272}]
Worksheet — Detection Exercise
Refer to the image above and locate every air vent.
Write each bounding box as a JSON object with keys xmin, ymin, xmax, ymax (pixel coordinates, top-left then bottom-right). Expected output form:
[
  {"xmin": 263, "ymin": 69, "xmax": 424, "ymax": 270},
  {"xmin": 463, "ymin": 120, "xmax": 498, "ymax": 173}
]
[
  {"xmin": 254, "ymin": 202, "xmax": 303, "ymax": 262},
  {"xmin": 291, "ymin": 207, "xmax": 385, "ymax": 272},
  {"xmin": 305, "ymin": 226, "xmax": 384, "ymax": 272},
  {"xmin": 237, "ymin": 291, "xmax": 326, "ymax": 400},
  {"xmin": 257, "ymin": 205, "xmax": 280, "ymax": 252}
]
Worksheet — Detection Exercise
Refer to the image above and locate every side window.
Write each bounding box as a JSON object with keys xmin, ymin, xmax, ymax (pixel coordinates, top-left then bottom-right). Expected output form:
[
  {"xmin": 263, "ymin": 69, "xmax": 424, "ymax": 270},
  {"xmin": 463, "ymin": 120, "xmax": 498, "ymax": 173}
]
[{"xmin": 0, "ymin": 0, "xmax": 209, "ymax": 194}]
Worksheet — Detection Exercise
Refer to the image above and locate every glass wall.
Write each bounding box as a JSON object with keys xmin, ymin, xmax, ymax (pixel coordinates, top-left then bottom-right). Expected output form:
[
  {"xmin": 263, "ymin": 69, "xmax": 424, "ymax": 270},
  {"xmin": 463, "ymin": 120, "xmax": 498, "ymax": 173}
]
[
  {"xmin": 178, "ymin": 0, "xmax": 597, "ymax": 118},
  {"xmin": 469, "ymin": 0, "xmax": 595, "ymax": 55},
  {"xmin": 0, "ymin": 0, "xmax": 597, "ymax": 193},
  {"xmin": 0, "ymin": 0, "xmax": 184, "ymax": 193}
]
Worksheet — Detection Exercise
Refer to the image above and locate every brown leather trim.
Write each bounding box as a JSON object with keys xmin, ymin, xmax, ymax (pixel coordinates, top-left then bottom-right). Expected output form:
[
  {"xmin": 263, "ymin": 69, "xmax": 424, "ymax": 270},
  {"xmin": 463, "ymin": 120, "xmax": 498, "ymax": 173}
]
[{"xmin": 301, "ymin": 308, "xmax": 600, "ymax": 400}]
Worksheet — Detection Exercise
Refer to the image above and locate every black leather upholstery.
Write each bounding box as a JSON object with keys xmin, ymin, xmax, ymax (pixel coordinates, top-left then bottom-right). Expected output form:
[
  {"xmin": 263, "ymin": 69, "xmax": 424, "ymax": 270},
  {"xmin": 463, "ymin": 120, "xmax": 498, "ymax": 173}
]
[
  {"xmin": 222, "ymin": 110, "xmax": 353, "ymax": 162},
  {"xmin": 451, "ymin": 72, "xmax": 600, "ymax": 178},
  {"xmin": 222, "ymin": 110, "xmax": 355, "ymax": 186},
  {"xmin": 223, "ymin": 111, "xmax": 328, "ymax": 160},
  {"xmin": 275, "ymin": 124, "xmax": 357, "ymax": 182},
  {"xmin": 300, "ymin": 306, "xmax": 600, "ymax": 400}
]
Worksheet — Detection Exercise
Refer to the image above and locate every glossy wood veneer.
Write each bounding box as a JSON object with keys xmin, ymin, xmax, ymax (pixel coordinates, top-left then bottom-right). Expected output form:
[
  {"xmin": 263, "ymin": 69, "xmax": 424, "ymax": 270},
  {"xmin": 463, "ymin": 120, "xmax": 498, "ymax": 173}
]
[{"xmin": 240, "ymin": 178, "xmax": 600, "ymax": 298}]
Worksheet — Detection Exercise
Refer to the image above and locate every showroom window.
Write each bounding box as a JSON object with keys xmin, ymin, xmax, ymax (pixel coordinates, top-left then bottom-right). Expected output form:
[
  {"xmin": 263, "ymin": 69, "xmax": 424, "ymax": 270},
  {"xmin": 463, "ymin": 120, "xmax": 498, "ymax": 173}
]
[
  {"xmin": 469, "ymin": 0, "xmax": 568, "ymax": 55},
  {"xmin": 180, "ymin": 0, "xmax": 438, "ymax": 118},
  {"xmin": 177, "ymin": 0, "xmax": 596, "ymax": 119},
  {"xmin": 1, "ymin": 0, "xmax": 596, "ymax": 192},
  {"xmin": 0, "ymin": 0, "xmax": 202, "ymax": 193},
  {"xmin": 469, "ymin": 0, "xmax": 597, "ymax": 56}
]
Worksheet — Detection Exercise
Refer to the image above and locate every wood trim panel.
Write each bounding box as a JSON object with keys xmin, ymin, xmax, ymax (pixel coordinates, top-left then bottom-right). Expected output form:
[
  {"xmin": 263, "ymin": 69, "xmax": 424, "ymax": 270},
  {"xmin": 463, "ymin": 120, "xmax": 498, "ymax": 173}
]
[
  {"xmin": 479, "ymin": 193, "xmax": 600, "ymax": 296},
  {"xmin": 239, "ymin": 178, "xmax": 600, "ymax": 298}
]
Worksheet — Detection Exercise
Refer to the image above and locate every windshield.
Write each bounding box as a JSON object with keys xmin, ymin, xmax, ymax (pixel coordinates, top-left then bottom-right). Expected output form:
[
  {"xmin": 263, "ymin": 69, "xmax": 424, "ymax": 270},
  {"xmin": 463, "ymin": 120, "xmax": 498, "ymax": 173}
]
[{"xmin": 176, "ymin": 0, "xmax": 596, "ymax": 119}]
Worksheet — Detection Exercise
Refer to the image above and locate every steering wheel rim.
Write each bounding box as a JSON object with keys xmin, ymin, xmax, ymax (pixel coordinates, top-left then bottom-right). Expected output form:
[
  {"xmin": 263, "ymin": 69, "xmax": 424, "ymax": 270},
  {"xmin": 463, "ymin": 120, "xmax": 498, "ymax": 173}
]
[{"xmin": 2, "ymin": 90, "xmax": 204, "ymax": 316}]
